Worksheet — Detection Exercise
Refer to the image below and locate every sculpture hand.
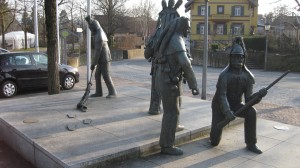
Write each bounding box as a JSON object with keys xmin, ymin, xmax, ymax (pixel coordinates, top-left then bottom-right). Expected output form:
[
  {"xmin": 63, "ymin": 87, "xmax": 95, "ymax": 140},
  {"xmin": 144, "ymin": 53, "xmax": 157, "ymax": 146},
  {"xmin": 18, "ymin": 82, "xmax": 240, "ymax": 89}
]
[
  {"xmin": 90, "ymin": 64, "xmax": 95, "ymax": 71},
  {"xmin": 226, "ymin": 110, "xmax": 236, "ymax": 121},
  {"xmin": 258, "ymin": 87, "xmax": 268, "ymax": 97},
  {"xmin": 192, "ymin": 88, "xmax": 199, "ymax": 95}
]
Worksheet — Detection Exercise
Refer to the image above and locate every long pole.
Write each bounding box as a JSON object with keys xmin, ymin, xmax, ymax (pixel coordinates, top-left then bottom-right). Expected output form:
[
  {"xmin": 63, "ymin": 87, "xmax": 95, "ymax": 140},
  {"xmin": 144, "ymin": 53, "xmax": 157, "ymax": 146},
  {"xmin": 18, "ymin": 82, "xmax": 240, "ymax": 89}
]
[
  {"xmin": 56, "ymin": 0, "xmax": 60, "ymax": 64},
  {"xmin": 264, "ymin": 31, "xmax": 268, "ymax": 70},
  {"xmin": 34, "ymin": 0, "xmax": 39, "ymax": 52},
  {"xmin": 87, "ymin": 0, "xmax": 91, "ymax": 83},
  {"xmin": 202, "ymin": 0, "xmax": 209, "ymax": 100}
]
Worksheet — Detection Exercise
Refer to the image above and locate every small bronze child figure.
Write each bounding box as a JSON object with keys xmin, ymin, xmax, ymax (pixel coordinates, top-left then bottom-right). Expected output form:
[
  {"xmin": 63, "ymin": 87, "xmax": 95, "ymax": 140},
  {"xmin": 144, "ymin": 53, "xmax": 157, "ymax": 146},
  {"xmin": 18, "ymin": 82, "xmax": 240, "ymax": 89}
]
[
  {"xmin": 210, "ymin": 37, "xmax": 267, "ymax": 154},
  {"xmin": 85, "ymin": 15, "xmax": 117, "ymax": 98}
]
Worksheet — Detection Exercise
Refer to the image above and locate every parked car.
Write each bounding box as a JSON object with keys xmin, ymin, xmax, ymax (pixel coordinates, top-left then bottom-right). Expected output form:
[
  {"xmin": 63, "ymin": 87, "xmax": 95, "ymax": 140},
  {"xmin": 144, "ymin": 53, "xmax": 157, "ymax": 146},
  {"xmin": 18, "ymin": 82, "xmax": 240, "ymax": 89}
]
[
  {"xmin": 0, "ymin": 48, "xmax": 9, "ymax": 53},
  {"xmin": 0, "ymin": 52, "xmax": 79, "ymax": 98}
]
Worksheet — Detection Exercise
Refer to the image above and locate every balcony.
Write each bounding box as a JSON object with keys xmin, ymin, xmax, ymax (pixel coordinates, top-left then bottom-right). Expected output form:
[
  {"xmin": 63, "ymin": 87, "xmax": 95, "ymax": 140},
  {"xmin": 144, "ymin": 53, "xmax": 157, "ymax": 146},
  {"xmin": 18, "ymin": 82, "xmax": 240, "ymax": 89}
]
[{"xmin": 210, "ymin": 14, "xmax": 231, "ymax": 22}]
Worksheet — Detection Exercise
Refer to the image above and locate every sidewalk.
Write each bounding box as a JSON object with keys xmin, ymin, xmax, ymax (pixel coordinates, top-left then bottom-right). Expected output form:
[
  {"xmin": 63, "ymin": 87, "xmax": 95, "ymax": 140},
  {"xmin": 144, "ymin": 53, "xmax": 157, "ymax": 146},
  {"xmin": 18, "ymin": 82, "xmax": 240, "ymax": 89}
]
[
  {"xmin": 110, "ymin": 118, "xmax": 300, "ymax": 168},
  {"xmin": 0, "ymin": 59, "xmax": 299, "ymax": 168},
  {"xmin": 0, "ymin": 83, "xmax": 232, "ymax": 168}
]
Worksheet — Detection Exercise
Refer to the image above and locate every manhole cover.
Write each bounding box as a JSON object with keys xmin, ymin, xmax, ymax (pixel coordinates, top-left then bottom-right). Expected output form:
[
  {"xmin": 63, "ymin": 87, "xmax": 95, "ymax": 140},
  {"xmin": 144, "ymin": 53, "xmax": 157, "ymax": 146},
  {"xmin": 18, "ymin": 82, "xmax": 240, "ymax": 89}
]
[{"xmin": 23, "ymin": 118, "xmax": 39, "ymax": 123}]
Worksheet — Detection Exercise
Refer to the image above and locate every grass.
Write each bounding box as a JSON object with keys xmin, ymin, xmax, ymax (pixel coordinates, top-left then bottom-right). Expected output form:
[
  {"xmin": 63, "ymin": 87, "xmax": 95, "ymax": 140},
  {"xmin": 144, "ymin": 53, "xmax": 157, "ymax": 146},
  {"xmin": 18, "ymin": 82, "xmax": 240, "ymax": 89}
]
[{"xmin": 11, "ymin": 47, "xmax": 47, "ymax": 52}]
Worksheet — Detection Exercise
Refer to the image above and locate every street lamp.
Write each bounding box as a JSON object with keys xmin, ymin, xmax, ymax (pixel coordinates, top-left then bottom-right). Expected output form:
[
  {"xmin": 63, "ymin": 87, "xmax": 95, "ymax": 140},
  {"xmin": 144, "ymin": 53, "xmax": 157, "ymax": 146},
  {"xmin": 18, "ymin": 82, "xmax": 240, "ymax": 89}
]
[{"xmin": 264, "ymin": 23, "xmax": 270, "ymax": 71}]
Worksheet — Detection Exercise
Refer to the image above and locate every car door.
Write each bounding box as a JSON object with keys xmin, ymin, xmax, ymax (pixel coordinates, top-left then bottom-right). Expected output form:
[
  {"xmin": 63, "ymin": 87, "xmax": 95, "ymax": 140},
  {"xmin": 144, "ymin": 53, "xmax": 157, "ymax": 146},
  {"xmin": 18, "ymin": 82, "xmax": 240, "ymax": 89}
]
[
  {"xmin": 10, "ymin": 53, "xmax": 40, "ymax": 88},
  {"xmin": 32, "ymin": 53, "xmax": 48, "ymax": 86}
]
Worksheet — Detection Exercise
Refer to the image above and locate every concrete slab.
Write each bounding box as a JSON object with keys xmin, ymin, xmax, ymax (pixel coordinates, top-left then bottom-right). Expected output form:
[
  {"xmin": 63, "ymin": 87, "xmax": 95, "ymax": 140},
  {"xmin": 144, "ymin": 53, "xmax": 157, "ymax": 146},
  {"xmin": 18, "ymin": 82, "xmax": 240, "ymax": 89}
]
[
  {"xmin": 0, "ymin": 85, "xmax": 228, "ymax": 168},
  {"xmin": 109, "ymin": 119, "xmax": 300, "ymax": 168}
]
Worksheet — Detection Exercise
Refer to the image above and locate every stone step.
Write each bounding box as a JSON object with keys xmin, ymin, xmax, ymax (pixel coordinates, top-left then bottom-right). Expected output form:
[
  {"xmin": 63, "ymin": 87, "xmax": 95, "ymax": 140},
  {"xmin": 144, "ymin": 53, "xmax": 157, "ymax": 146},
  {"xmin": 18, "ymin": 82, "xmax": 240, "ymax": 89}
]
[{"xmin": 246, "ymin": 58, "xmax": 262, "ymax": 69}]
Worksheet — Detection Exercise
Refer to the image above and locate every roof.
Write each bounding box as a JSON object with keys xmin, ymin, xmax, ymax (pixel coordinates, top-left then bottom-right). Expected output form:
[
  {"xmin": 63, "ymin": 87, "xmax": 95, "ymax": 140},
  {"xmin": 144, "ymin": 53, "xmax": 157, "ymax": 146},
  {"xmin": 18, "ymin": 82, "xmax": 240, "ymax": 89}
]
[
  {"xmin": 93, "ymin": 15, "xmax": 157, "ymax": 35},
  {"xmin": 0, "ymin": 31, "xmax": 35, "ymax": 40},
  {"xmin": 272, "ymin": 15, "xmax": 300, "ymax": 28},
  {"xmin": 248, "ymin": 0, "xmax": 258, "ymax": 7},
  {"xmin": 185, "ymin": 0, "xmax": 194, "ymax": 12},
  {"xmin": 184, "ymin": 0, "xmax": 258, "ymax": 12}
]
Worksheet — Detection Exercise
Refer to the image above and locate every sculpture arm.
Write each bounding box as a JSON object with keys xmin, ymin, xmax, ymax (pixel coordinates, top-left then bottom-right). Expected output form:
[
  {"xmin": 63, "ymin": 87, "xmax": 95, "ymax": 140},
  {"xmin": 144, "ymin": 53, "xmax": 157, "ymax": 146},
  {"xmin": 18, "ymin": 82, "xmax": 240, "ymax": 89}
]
[
  {"xmin": 177, "ymin": 51, "xmax": 197, "ymax": 90},
  {"xmin": 217, "ymin": 75, "xmax": 232, "ymax": 116},
  {"xmin": 245, "ymin": 82, "xmax": 254, "ymax": 103},
  {"xmin": 92, "ymin": 38, "xmax": 104, "ymax": 66}
]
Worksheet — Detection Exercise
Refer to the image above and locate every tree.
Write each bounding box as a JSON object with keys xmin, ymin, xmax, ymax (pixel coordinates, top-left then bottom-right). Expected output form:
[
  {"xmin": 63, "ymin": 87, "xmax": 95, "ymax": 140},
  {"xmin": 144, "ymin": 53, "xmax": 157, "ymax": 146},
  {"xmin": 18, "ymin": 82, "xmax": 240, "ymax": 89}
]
[
  {"xmin": 59, "ymin": 9, "xmax": 70, "ymax": 29},
  {"xmin": 45, "ymin": 0, "xmax": 60, "ymax": 95},
  {"xmin": 0, "ymin": 0, "xmax": 17, "ymax": 49},
  {"xmin": 267, "ymin": 5, "xmax": 300, "ymax": 53},
  {"xmin": 129, "ymin": 0, "xmax": 158, "ymax": 38},
  {"xmin": 64, "ymin": 0, "xmax": 79, "ymax": 51},
  {"xmin": 17, "ymin": 0, "xmax": 34, "ymax": 49},
  {"xmin": 92, "ymin": 0, "xmax": 128, "ymax": 46}
]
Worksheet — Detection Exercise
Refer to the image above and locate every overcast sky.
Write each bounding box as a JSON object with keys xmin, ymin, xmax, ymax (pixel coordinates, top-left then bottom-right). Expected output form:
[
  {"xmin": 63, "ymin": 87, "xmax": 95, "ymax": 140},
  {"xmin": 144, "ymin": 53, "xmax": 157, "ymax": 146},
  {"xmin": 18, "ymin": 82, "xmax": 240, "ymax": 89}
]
[{"xmin": 126, "ymin": 0, "xmax": 300, "ymax": 16}]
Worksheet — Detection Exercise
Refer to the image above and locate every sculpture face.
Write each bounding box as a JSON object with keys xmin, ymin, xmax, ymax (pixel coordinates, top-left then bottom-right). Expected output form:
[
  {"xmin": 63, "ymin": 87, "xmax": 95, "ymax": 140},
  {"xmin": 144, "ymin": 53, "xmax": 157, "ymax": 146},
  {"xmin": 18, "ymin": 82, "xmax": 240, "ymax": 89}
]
[
  {"xmin": 183, "ymin": 22, "xmax": 190, "ymax": 38},
  {"xmin": 88, "ymin": 21, "xmax": 97, "ymax": 33},
  {"xmin": 230, "ymin": 54, "xmax": 244, "ymax": 69},
  {"xmin": 178, "ymin": 18, "xmax": 190, "ymax": 38}
]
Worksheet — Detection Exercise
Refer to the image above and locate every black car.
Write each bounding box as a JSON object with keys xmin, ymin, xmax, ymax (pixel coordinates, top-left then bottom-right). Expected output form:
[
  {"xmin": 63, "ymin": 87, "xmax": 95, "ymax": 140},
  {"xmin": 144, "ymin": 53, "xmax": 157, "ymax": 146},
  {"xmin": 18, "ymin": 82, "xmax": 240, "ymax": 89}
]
[{"xmin": 0, "ymin": 52, "xmax": 79, "ymax": 98}]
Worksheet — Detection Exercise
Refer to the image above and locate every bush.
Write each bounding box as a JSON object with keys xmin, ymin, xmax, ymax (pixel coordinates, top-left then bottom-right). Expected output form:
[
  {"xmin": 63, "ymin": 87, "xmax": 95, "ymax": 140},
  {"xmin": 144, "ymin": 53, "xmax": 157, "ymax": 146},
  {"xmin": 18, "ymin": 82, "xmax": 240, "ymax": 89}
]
[
  {"xmin": 211, "ymin": 44, "xmax": 219, "ymax": 51},
  {"xmin": 243, "ymin": 37, "xmax": 266, "ymax": 51}
]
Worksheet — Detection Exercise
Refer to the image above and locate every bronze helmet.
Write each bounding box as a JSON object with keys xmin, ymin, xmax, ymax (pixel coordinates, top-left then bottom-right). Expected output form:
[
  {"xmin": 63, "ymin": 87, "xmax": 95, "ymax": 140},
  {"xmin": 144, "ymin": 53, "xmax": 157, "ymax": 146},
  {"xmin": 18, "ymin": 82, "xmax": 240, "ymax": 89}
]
[{"xmin": 230, "ymin": 44, "xmax": 245, "ymax": 56}]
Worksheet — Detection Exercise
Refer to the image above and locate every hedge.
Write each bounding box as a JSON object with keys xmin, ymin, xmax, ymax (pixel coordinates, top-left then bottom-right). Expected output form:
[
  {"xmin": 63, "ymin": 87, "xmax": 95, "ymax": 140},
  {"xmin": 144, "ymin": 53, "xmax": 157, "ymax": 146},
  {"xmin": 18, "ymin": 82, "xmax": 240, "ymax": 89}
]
[{"xmin": 243, "ymin": 37, "xmax": 266, "ymax": 51}]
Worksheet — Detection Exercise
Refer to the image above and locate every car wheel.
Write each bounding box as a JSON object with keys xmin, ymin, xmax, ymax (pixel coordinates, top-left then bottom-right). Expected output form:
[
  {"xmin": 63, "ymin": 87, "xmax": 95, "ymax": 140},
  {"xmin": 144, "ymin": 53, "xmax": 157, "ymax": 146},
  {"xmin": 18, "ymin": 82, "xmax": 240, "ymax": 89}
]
[
  {"xmin": 1, "ymin": 81, "xmax": 17, "ymax": 98},
  {"xmin": 62, "ymin": 74, "xmax": 75, "ymax": 90}
]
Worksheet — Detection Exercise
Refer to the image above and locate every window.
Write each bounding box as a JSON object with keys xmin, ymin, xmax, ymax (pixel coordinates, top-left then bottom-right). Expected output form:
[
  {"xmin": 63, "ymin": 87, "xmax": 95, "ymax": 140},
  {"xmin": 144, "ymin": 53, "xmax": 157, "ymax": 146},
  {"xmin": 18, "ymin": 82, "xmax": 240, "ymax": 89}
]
[
  {"xmin": 33, "ymin": 54, "xmax": 48, "ymax": 65},
  {"xmin": 216, "ymin": 24, "xmax": 224, "ymax": 35},
  {"xmin": 232, "ymin": 6, "xmax": 244, "ymax": 16},
  {"xmin": 217, "ymin": 6, "xmax": 224, "ymax": 14},
  {"xmin": 235, "ymin": 7, "xmax": 241, "ymax": 16},
  {"xmin": 198, "ymin": 6, "xmax": 206, "ymax": 16},
  {"xmin": 197, "ymin": 23, "xmax": 205, "ymax": 34},
  {"xmin": 233, "ymin": 25, "xmax": 242, "ymax": 35},
  {"xmin": 14, "ymin": 55, "xmax": 31, "ymax": 65},
  {"xmin": 198, "ymin": 6, "xmax": 210, "ymax": 16}
]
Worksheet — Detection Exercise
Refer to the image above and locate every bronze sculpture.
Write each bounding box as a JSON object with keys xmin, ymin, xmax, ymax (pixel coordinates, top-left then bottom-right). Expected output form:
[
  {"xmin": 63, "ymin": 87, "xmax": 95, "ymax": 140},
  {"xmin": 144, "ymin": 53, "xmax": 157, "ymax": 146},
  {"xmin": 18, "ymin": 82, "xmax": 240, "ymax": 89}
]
[
  {"xmin": 154, "ymin": 17, "xmax": 199, "ymax": 155},
  {"xmin": 145, "ymin": 0, "xmax": 183, "ymax": 115},
  {"xmin": 210, "ymin": 37, "xmax": 267, "ymax": 154},
  {"xmin": 85, "ymin": 15, "xmax": 117, "ymax": 98},
  {"xmin": 145, "ymin": 0, "xmax": 186, "ymax": 132}
]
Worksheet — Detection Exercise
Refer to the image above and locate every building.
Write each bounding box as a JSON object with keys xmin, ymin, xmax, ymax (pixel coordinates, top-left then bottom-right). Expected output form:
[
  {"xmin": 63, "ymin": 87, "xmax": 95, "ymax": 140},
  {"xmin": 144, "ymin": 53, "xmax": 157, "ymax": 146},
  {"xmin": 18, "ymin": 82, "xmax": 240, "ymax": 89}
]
[
  {"xmin": 185, "ymin": 0, "xmax": 258, "ymax": 48},
  {"xmin": 271, "ymin": 14, "xmax": 299, "ymax": 40},
  {"xmin": 256, "ymin": 14, "xmax": 266, "ymax": 35},
  {"xmin": 94, "ymin": 15, "xmax": 156, "ymax": 49}
]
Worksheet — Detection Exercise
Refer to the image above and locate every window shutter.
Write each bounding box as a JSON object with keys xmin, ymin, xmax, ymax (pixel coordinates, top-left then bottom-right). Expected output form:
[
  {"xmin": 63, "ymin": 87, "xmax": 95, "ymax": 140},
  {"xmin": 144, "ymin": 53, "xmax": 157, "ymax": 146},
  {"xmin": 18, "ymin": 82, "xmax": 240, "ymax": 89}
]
[
  {"xmin": 208, "ymin": 6, "xmax": 211, "ymax": 15},
  {"xmin": 231, "ymin": 6, "xmax": 235, "ymax": 16},
  {"xmin": 242, "ymin": 24, "xmax": 244, "ymax": 35},
  {"xmin": 208, "ymin": 24, "xmax": 211, "ymax": 35},
  {"xmin": 213, "ymin": 24, "xmax": 217, "ymax": 34},
  {"xmin": 224, "ymin": 24, "xmax": 227, "ymax": 35},
  {"xmin": 241, "ymin": 6, "xmax": 244, "ymax": 16},
  {"xmin": 198, "ymin": 6, "xmax": 201, "ymax": 15},
  {"xmin": 197, "ymin": 23, "xmax": 200, "ymax": 34}
]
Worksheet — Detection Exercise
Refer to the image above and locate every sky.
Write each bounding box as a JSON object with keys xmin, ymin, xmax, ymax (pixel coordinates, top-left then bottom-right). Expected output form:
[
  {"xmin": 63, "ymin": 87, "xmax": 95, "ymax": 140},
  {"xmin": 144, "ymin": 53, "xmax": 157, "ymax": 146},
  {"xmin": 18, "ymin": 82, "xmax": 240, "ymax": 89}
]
[{"xmin": 126, "ymin": 0, "xmax": 300, "ymax": 16}]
